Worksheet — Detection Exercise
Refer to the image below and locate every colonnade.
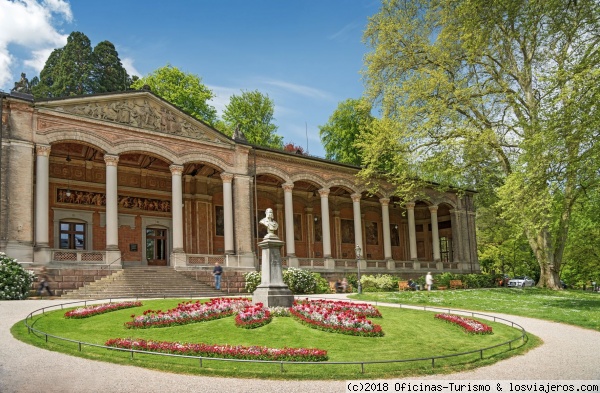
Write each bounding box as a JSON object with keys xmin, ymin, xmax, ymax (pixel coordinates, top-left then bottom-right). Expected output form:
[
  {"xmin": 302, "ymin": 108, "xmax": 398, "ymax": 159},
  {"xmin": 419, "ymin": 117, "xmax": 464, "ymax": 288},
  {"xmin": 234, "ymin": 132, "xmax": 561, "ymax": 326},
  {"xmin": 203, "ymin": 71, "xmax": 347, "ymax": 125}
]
[{"xmin": 34, "ymin": 145, "xmax": 444, "ymax": 262}]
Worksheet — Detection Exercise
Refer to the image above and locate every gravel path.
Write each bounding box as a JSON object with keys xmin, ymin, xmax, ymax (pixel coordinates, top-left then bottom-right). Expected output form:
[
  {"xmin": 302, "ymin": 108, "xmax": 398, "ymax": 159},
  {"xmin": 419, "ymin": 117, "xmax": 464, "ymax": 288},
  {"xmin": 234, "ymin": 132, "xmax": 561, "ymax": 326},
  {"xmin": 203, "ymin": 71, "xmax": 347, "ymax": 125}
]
[{"xmin": 1, "ymin": 296, "xmax": 598, "ymax": 393}]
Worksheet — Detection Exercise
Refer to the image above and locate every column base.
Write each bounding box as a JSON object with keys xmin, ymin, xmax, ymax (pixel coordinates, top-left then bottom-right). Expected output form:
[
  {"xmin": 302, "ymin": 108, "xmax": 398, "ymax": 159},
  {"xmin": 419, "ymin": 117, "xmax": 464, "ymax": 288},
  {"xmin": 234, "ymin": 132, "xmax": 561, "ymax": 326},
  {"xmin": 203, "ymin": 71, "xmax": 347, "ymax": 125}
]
[
  {"xmin": 170, "ymin": 252, "xmax": 187, "ymax": 268},
  {"xmin": 252, "ymin": 286, "xmax": 294, "ymax": 308},
  {"xmin": 324, "ymin": 257, "xmax": 335, "ymax": 269},
  {"xmin": 287, "ymin": 256, "xmax": 299, "ymax": 268},
  {"xmin": 33, "ymin": 246, "xmax": 51, "ymax": 264}
]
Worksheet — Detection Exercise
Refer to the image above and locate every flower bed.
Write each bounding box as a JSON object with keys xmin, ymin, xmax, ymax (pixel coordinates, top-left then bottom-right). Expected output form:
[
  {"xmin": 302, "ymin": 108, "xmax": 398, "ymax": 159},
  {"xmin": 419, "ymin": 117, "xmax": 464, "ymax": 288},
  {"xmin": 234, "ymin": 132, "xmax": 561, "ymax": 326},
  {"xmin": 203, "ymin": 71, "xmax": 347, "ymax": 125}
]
[
  {"xmin": 235, "ymin": 303, "xmax": 272, "ymax": 329},
  {"xmin": 290, "ymin": 299, "xmax": 384, "ymax": 337},
  {"xmin": 64, "ymin": 301, "xmax": 142, "ymax": 319},
  {"xmin": 126, "ymin": 298, "xmax": 251, "ymax": 329},
  {"xmin": 434, "ymin": 313, "xmax": 493, "ymax": 334},
  {"xmin": 105, "ymin": 338, "xmax": 328, "ymax": 361}
]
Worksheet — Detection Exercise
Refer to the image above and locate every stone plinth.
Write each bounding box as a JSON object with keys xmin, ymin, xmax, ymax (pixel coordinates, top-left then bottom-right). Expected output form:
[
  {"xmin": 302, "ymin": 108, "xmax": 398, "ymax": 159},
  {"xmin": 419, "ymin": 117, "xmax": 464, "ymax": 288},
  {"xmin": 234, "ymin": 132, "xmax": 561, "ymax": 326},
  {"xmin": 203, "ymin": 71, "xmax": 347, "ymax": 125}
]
[{"xmin": 252, "ymin": 236, "xmax": 293, "ymax": 308}]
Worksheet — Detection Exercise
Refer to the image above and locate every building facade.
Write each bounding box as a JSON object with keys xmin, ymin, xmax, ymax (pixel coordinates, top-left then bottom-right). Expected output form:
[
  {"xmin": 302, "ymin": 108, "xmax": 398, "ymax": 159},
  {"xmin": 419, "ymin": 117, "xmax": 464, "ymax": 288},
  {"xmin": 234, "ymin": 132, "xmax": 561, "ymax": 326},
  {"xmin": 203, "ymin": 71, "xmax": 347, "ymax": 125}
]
[{"xmin": 0, "ymin": 90, "xmax": 479, "ymax": 276}]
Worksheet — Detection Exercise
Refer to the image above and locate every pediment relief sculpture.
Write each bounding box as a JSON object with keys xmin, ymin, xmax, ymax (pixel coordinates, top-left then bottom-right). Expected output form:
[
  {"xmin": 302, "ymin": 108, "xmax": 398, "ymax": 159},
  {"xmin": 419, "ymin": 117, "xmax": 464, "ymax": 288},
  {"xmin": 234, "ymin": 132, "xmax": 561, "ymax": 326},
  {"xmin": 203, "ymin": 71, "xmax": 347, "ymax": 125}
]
[{"xmin": 60, "ymin": 98, "xmax": 228, "ymax": 144}]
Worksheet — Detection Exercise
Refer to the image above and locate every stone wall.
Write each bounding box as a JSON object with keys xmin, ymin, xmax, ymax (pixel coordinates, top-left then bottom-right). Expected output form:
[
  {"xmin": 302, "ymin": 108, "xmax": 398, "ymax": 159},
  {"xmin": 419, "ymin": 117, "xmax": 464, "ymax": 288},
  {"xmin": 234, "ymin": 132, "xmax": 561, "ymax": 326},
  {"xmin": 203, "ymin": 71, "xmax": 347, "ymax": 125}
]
[{"xmin": 28, "ymin": 267, "xmax": 114, "ymax": 297}]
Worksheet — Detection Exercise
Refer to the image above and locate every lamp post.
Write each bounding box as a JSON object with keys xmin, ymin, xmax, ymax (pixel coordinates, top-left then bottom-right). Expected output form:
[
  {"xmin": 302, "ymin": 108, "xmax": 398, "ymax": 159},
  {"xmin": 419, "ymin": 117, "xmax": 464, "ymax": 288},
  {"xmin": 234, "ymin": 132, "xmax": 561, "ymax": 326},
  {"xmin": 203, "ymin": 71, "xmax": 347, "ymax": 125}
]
[{"xmin": 355, "ymin": 244, "xmax": 362, "ymax": 294}]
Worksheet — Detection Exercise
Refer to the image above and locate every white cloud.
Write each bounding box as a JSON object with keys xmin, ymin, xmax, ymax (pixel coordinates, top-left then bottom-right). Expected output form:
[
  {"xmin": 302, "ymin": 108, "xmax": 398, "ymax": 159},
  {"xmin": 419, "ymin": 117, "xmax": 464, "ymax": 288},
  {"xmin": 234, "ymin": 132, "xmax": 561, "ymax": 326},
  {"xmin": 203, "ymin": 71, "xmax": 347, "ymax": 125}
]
[
  {"xmin": 121, "ymin": 57, "xmax": 141, "ymax": 79},
  {"xmin": 261, "ymin": 78, "xmax": 334, "ymax": 101},
  {"xmin": 207, "ymin": 84, "xmax": 239, "ymax": 116},
  {"xmin": 328, "ymin": 22, "xmax": 362, "ymax": 41},
  {"xmin": 0, "ymin": 0, "xmax": 71, "ymax": 89}
]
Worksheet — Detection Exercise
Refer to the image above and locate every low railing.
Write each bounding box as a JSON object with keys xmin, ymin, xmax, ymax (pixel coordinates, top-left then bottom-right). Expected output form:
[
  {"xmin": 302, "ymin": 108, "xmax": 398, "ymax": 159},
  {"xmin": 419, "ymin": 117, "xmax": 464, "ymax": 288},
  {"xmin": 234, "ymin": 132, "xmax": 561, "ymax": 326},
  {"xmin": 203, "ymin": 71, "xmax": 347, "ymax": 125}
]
[
  {"xmin": 186, "ymin": 254, "xmax": 226, "ymax": 266},
  {"xmin": 52, "ymin": 250, "xmax": 105, "ymax": 263},
  {"xmin": 23, "ymin": 296, "xmax": 529, "ymax": 375}
]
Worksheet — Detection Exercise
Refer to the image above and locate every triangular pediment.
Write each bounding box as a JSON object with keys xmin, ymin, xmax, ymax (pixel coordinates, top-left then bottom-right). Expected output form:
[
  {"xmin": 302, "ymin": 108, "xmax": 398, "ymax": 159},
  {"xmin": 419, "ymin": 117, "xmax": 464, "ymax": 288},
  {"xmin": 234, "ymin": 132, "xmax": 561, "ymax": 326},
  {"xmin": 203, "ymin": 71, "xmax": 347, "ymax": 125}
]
[{"xmin": 36, "ymin": 91, "xmax": 233, "ymax": 145}]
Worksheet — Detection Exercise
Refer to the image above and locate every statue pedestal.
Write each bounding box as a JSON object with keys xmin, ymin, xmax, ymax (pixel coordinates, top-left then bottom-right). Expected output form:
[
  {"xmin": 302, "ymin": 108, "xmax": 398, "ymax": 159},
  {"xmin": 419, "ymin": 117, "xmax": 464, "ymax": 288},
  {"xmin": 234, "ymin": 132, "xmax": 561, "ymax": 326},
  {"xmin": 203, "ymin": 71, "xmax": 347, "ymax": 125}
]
[{"xmin": 252, "ymin": 235, "xmax": 294, "ymax": 308}]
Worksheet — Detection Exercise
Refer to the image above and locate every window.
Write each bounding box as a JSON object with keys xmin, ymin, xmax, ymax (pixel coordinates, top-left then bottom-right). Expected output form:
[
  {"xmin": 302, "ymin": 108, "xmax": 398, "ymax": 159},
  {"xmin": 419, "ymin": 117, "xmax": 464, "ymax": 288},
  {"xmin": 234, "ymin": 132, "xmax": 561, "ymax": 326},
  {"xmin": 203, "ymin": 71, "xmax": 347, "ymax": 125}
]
[{"xmin": 59, "ymin": 222, "xmax": 86, "ymax": 250}]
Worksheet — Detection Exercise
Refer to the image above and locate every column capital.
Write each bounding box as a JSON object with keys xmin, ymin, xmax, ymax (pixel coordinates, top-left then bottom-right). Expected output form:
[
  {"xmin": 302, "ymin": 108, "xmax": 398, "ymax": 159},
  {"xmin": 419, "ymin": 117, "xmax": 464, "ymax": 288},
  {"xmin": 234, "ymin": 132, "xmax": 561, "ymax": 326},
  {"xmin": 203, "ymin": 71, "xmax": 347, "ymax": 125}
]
[
  {"xmin": 428, "ymin": 205, "xmax": 439, "ymax": 213},
  {"xmin": 104, "ymin": 154, "xmax": 119, "ymax": 166},
  {"xmin": 405, "ymin": 202, "xmax": 415, "ymax": 209},
  {"xmin": 351, "ymin": 193, "xmax": 362, "ymax": 203},
  {"xmin": 220, "ymin": 172, "xmax": 234, "ymax": 183},
  {"xmin": 379, "ymin": 198, "xmax": 390, "ymax": 206},
  {"xmin": 282, "ymin": 182, "xmax": 294, "ymax": 192},
  {"xmin": 318, "ymin": 188, "xmax": 330, "ymax": 197},
  {"xmin": 36, "ymin": 144, "xmax": 51, "ymax": 157},
  {"xmin": 169, "ymin": 164, "xmax": 184, "ymax": 176}
]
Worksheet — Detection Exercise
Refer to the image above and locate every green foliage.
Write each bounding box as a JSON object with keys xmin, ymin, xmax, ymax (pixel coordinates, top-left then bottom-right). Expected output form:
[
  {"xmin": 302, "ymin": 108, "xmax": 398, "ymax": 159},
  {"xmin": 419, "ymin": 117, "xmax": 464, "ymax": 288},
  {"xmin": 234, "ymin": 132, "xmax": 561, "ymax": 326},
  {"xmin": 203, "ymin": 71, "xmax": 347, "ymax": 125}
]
[
  {"xmin": 33, "ymin": 31, "xmax": 130, "ymax": 98},
  {"xmin": 283, "ymin": 267, "xmax": 316, "ymax": 294},
  {"xmin": 91, "ymin": 41, "xmax": 131, "ymax": 93},
  {"xmin": 244, "ymin": 271, "xmax": 261, "ymax": 293},
  {"xmin": 0, "ymin": 253, "xmax": 35, "ymax": 300},
  {"xmin": 131, "ymin": 64, "xmax": 217, "ymax": 125},
  {"xmin": 221, "ymin": 90, "xmax": 283, "ymax": 149},
  {"xmin": 361, "ymin": 0, "xmax": 600, "ymax": 288},
  {"xmin": 359, "ymin": 274, "xmax": 398, "ymax": 292},
  {"xmin": 244, "ymin": 268, "xmax": 318, "ymax": 294},
  {"xmin": 319, "ymin": 98, "xmax": 373, "ymax": 165},
  {"xmin": 311, "ymin": 272, "xmax": 331, "ymax": 294}
]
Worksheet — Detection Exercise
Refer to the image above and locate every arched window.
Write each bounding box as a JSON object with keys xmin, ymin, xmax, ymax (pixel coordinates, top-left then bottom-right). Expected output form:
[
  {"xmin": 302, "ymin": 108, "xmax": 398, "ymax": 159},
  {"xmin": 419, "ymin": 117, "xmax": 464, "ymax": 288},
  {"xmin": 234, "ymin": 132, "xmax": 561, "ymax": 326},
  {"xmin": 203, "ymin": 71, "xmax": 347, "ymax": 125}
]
[{"xmin": 59, "ymin": 221, "xmax": 86, "ymax": 250}]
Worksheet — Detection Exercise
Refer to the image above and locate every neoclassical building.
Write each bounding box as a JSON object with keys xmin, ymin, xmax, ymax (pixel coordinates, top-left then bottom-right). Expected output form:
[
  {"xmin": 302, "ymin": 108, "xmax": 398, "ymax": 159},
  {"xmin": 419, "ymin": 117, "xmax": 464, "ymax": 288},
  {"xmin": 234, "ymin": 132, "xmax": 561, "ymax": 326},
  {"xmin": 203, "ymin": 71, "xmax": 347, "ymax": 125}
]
[{"xmin": 0, "ymin": 89, "xmax": 479, "ymax": 276}]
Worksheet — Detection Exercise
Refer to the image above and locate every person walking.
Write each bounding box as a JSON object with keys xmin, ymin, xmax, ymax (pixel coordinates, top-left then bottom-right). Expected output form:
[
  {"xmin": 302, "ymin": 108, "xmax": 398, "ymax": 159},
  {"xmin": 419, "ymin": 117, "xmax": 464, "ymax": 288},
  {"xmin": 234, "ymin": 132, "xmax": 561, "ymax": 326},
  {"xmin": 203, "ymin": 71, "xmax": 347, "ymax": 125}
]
[
  {"xmin": 425, "ymin": 272, "xmax": 433, "ymax": 291},
  {"xmin": 37, "ymin": 267, "xmax": 54, "ymax": 297},
  {"xmin": 212, "ymin": 262, "xmax": 223, "ymax": 290}
]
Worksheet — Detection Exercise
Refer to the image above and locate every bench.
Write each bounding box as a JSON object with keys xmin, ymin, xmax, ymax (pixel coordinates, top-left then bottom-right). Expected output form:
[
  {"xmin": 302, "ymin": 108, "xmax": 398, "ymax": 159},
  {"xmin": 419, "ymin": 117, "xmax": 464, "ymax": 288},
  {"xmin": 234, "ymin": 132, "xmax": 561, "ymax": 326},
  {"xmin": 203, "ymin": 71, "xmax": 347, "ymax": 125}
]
[
  {"xmin": 398, "ymin": 281, "xmax": 410, "ymax": 291},
  {"xmin": 449, "ymin": 280, "xmax": 465, "ymax": 289}
]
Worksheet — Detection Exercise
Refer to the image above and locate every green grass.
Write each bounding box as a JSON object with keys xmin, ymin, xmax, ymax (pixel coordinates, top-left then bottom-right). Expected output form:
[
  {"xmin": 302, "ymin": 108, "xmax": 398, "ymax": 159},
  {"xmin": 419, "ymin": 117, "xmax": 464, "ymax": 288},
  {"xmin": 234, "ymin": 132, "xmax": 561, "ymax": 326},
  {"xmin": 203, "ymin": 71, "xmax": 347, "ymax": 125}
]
[
  {"xmin": 11, "ymin": 298, "xmax": 536, "ymax": 380},
  {"xmin": 352, "ymin": 288, "xmax": 600, "ymax": 331}
]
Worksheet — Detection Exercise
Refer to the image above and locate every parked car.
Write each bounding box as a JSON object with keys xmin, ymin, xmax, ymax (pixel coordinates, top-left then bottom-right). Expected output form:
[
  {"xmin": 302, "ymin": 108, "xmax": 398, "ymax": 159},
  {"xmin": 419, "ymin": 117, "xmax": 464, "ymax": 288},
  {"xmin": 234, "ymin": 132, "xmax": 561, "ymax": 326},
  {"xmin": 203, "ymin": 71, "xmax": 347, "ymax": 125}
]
[{"xmin": 507, "ymin": 276, "xmax": 535, "ymax": 287}]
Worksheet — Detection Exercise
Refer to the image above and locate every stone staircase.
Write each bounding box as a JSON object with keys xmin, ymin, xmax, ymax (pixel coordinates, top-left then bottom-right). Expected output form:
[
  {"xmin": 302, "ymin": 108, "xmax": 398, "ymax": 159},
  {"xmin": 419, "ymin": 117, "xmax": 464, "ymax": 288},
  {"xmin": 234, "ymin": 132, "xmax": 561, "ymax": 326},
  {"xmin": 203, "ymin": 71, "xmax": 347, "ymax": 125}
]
[{"xmin": 60, "ymin": 266, "xmax": 228, "ymax": 299}]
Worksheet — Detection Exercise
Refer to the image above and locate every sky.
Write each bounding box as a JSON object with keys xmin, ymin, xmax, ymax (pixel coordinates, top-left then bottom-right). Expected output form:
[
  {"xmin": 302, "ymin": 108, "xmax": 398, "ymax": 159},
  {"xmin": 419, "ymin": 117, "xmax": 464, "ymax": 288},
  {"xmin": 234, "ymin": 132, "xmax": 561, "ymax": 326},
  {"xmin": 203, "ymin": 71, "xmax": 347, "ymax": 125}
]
[{"xmin": 0, "ymin": 0, "xmax": 382, "ymax": 158}]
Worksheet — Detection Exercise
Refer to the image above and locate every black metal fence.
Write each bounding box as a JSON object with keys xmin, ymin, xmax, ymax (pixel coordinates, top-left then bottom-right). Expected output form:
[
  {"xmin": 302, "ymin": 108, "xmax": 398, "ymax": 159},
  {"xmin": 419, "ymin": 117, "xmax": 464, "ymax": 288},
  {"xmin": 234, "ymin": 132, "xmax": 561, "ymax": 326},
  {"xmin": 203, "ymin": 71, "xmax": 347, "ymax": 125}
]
[{"xmin": 23, "ymin": 296, "xmax": 529, "ymax": 374}]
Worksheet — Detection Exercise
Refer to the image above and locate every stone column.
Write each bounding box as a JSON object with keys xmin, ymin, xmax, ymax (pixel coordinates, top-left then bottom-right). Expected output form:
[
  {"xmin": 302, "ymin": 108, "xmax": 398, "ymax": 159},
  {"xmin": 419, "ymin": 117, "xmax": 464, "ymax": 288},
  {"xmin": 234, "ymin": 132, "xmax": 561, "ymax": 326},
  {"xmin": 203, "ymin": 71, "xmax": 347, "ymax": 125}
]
[
  {"xmin": 170, "ymin": 164, "xmax": 184, "ymax": 253},
  {"xmin": 282, "ymin": 182, "xmax": 296, "ymax": 256},
  {"xmin": 232, "ymin": 174, "xmax": 255, "ymax": 267},
  {"xmin": 406, "ymin": 202, "xmax": 418, "ymax": 260},
  {"xmin": 35, "ymin": 145, "xmax": 51, "ymax": 248},
  {"xmin": 319, "ymin": 188, "xmax": 332, "ymax": 258},
  {"xmin": 429, "ymin": 205, "xmax": 441, "ymax": 262},
  {"xmin": 351, "ymin": 193, "xmax": 364, "ymax": 254},
  {"xmin": 104, "ymin": 155, "xmax": 119, "ymax": 251},
  {"xmin": 380, "ymin": 198, "xmax": 392, "ymax": 260},
  {"xmin": 220, "ymin": 173, "xmax": 234, "ymax": 255}
]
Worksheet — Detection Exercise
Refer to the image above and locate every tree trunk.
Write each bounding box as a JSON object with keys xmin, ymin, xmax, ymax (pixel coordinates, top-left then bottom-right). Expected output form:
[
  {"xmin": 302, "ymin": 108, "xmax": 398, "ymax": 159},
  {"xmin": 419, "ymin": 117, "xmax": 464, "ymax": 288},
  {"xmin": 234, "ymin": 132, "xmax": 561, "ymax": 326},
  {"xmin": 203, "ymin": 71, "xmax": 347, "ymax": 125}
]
[{"xmin": 527, "ymin": 227, "xmax": 562, "ymax": 289}]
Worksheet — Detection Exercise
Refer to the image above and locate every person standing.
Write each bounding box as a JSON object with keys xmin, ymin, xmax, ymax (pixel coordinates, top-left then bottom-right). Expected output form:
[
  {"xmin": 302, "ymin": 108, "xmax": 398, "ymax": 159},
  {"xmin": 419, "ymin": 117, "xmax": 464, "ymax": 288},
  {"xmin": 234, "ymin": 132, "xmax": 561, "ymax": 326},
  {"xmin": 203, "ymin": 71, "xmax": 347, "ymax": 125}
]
[
  {"xmin": 425, "ymin": 272, "xmax": 433, "ymax": 291},
  {"xmin": 37, "ymin": 267, "xmax": 54, "ymax": 297},
  {"xmin": 213, "ymin": 262, "xmax": 223, "ymax": 290}
]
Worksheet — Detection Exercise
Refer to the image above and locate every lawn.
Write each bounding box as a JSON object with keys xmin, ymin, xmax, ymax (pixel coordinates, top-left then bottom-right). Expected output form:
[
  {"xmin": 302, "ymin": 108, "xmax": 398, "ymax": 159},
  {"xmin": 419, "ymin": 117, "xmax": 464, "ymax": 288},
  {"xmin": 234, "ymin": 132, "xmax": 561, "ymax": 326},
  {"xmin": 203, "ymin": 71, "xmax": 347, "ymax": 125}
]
[
  {"xmin": 352, "ymin": 288, "xmax": 600, "ymax": 332},
  {"xmin": 11, "ymin": 298, "xmax": 535, "ymax": 380}
]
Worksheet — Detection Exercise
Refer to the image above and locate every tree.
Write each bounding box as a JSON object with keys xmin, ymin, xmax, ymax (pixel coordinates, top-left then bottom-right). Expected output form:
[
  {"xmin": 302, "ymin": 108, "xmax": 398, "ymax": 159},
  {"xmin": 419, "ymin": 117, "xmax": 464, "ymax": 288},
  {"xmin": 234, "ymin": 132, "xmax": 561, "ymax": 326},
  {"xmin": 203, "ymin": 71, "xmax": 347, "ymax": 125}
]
[
  {"xmin": 92, "ymin": 41, "xmax": 130, "ymax": 93},
  {"xmin": 221, "ymin": 90, "xmax": 283, "ymax": 149},
  {"xmin": 131, "ymin": 64, "xmax": 217, "ymax": 126},
  {"xmin": 361, "ymin": 0, "xmax": 600, "ymax": 288},
  {"xmin": 32, "ymin": 32, "xmax": 130, "ymax": 98},
  {"xmin": 319, "ymin": 98, "xmax": 373, "ymax": 166}
]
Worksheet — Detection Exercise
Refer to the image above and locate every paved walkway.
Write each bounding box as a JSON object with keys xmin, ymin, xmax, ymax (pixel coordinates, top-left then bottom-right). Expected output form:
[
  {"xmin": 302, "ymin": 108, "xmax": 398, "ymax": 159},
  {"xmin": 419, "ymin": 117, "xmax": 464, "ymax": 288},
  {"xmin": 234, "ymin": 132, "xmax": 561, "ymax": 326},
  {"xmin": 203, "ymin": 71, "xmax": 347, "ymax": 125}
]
[{"xmin": 1, "ymin": 296, "xmax": 599, "ymax": 393}]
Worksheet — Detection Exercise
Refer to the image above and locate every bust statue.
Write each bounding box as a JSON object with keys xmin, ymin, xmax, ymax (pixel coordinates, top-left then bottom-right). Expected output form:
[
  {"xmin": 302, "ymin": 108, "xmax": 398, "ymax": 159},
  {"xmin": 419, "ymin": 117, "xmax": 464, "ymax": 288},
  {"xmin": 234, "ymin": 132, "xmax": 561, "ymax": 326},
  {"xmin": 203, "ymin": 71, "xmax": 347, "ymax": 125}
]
[{"xmin": 259, "ymin": 208, "xmax": 278, "ymax": 238}]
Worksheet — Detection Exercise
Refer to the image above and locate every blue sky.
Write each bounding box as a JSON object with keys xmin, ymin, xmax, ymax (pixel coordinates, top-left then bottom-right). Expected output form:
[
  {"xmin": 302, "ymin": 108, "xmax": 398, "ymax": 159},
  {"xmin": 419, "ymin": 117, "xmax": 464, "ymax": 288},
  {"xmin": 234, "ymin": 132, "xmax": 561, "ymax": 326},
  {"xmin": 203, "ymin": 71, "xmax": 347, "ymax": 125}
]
[{"xmin": 0, "ymin": 0, "xmax": 381, "ymax": 157}]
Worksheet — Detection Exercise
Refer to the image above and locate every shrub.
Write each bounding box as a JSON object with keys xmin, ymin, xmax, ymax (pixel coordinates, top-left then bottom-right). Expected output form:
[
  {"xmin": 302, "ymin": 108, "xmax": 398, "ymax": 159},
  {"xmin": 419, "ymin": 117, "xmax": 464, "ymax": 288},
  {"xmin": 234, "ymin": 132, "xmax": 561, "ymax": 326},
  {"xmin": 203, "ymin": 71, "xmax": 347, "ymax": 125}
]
[
  {"xmin": 360, "ymin": 274, "xmax": 397, "ymax": 292},
  {"xmin": 244, "ymin": 267, "xmax": 318, "ymax": 294},
  {"xmin": 244, "ymin": 271, "xmax": 261, "ymax": 293},
  {"xmin": 0, "ymin": 253, "xmax": 35, "ymax": 300},
  {"xmin": 312, "ymin": 272, "xmax": 331, "ymax": 294},
  {"xmin": 283, "ymin": 267, "xmax": 317, "ymax": 294}
]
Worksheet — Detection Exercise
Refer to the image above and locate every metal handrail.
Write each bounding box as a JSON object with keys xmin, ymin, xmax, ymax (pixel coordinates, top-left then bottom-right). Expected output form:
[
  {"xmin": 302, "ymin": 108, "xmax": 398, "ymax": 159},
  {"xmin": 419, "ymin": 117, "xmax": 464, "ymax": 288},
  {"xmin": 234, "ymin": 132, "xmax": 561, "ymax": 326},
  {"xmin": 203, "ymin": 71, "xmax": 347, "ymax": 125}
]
[
  {"xmin": 23, "ymin": 297, "xmax": 528, "ymax": 374},
  {"xmin": 101, "ymin": 255, "xmax": 123, "ymax": 270}
]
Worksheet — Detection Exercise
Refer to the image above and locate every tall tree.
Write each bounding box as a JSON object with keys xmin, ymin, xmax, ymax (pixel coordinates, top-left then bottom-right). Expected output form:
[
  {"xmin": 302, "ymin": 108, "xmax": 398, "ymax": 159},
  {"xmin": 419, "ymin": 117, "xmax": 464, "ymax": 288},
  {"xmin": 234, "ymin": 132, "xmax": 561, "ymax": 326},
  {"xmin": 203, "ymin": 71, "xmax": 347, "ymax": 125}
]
[
  {"xmin": 222, "ymin": 90, "xmax": 283, "ymax": 149},
  {"xmin": 319, "ymin": 98, "xmax": 373, "ymax": 166},
  {"xmin": 361, "ymin": 0, "xmax": 600, "ymax": 288},
  {"xmin": 92, "ymin": 40, "xmax": 130, "ymax": 93},
  {"xmin": 131, "ymin": 64, "xmax": 217, "ymax": 125},
  {"xmin": 32, "ymin": 32, "xmax": 131, "ymax": 98}
]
